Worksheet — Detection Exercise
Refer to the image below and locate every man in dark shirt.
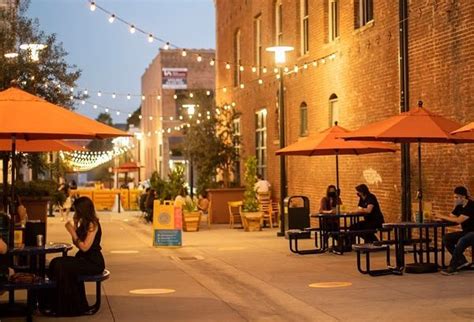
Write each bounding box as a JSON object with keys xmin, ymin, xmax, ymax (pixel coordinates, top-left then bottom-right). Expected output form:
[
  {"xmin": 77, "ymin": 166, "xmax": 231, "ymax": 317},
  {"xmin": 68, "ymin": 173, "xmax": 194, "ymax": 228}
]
[
  {"xmin": 435, "ymin": 186, "xmax": 474, "ymax": 275},
  {"xmin": 344, "ymin": 184, "xmax": 385, "ymax": 249}
]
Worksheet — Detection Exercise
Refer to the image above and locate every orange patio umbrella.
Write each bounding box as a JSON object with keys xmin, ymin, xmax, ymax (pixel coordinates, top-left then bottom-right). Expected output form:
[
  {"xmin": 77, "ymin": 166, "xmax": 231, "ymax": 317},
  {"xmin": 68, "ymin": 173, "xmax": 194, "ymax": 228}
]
[
  {"xmin": 0, "ymin": 87, "xmax": 129, "ymax": 247},
  {"xmin": 276, "ymin": 123, "xmax": 397, "ymax": 203},
  {"xmin": 0, "ymin": 139, "xmax": 86, "ymax": 152},
  {"xmin": 340, "ymin": 101, "xmax": 474, "ymax": 218},
  {"xmin": 451, "ymin": 122, "xmax": 474, "ymax": 135}
]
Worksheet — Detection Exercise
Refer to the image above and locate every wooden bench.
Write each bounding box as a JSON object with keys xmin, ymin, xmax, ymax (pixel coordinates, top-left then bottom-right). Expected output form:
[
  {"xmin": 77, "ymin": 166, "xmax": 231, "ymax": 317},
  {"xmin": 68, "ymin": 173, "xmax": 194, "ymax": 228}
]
[
  {"xmin": 78, "ymin": 269, "xmax": 110, "ymax": 315},
  {"xmin": 352, "ymin": 244, "xmax": 394, "ymax": 276}
]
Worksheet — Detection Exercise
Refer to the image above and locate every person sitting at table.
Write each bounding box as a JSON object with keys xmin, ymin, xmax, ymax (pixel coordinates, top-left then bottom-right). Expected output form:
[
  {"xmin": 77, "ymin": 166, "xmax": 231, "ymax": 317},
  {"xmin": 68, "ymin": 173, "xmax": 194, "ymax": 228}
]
[
  {"xmin": 198, "ymin": 192, "xmax": 210, "ymax": 214},
  {"xmin": 319, "ymin": 185, "xmax": 342, "ymax": 215},
  {"xmin": 347, "ymin": 184, "xmax": 385, "ymax": 245},
  {"xmin": 434, "ymin": 186, "xmax": 474, "ymax": 275},
  {"xmin": 41, "ymin": 196, "xmax": 105, "ymax": 316}
]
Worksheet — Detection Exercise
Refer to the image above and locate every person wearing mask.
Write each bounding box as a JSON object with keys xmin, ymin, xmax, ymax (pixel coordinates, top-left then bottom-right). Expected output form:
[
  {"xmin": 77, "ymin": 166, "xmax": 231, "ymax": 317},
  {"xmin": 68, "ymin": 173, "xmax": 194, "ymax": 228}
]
[
  {"xmin": 347, "ymin": 184, "xmax": 385, "ymax": 244},
  {"xmin": 319, "ymin": 185, "xmax": 343, "ymax": 249},
  {"xmin": 41, "ymin": 197, "xmax": 105, "ymax": 316},
  {"xmin": 435, "ymin": 186, "xmax": 474, "ymax": 275}
]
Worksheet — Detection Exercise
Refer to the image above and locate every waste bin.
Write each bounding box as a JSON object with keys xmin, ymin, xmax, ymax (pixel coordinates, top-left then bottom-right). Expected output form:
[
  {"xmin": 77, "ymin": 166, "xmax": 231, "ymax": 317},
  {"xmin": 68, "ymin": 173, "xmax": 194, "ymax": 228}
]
[{"xmin": 284, "ymin": 196, "xmax": 311, "ymax": 239}]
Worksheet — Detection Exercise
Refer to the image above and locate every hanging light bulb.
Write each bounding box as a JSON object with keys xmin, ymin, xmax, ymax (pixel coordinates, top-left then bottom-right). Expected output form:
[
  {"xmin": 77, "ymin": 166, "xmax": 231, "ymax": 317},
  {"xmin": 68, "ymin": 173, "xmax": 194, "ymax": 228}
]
[
  {"xmin": 210, "ymin": 59, "xmax": 215, "ymax": 66},
  {"xmin": 84, "ymin": 89, "xmax": 88, "ymax": 95},
  {"xmin": 258, "ymin": 79, "xmax": 263, "ymax": 85},
  {"xmin": 262, "ymin": 66, "xmax": 268, "ymax": 73},
  {"xmin": 127, "ymin": 94, "xmax": 131, "ymax": 100},
  {"xmin": 231, "ymin": 102, "xmax": 236, "ymax": 107},
  {"xmin": 105, "ymin": 108, "xmax": 109, "ymax": 112},
  {"xmin": 116, "ymin": 111, "xmax": 120, "ymax": 116},
  {"xmin": 276, "ymin": 74, "xmax": 281, "ymax": 80},
  {"xmin": 312, "ymin": 61, "xmax": 318, "ymax": 67},
  {"xmin": 239, "ymin": 83, "xmax": 245, "ymax": 89},
  {"xmin": 90, "ymin": 1, "xmax": 96, "ymax": 11},
  {"xmin": 141, "ymin": 95, "xmax": 146, "ymax": 101},
  {"xmin": 223, "ymin": 87, "xmax": 227, "ymax": 93},
  {"xmin": 156, "ymin": 95, "xmax": 161, "ymax": 100},
  {"xmin": 128, "ymin": 113, "xmax": 132, "ymax": 117},
  {"xmin": 239, "ymin": 65, "xmax": 244, "ymax": 72},
  {"xmin": 81, "ymin": 100, "xmax": 85, "ymax": 105},
  {"xmin": 108, "ymin": 14, "xmax": 115, "ymax": 23},
  {"xmin": 170, "ymin": 116, "xmax": 174, "ymax": 121},
  {"xmin": 197, "ymin": 55, "xmax": 202, "ymax": 62},
  {"xmin": 274, "ymin": 67, "xmax": 279, "ymax": 74},
  {"xmin": 138, "ymin": 115, "xmax": 142, "ymax": 119},
  {"xmin": 148, "ymin": 34, "xmax": 154, "ymax": 43},
  {"xmin": 189, "ymin": 92, "xmax": 194, "ymax": 98},
  {"xmin": 225, "ymin": 62, "xmax": 231, "ymax": 70},
  {"xmin": 303, "ymin": 63, "xmax": 308, "ymax": 69},
  {"xmin": 293, "ymin": 65, "xmax": 299, "ymax": 73},
  {"xmin": 181, "ymin": 49, "xmax": 187, "ymax": 57},
  {"xmin": 130, "ymin": 25, "xmax": 136, "ymax": 34},
  {"xmin": 251, "ymin": 66, "xmax": 257, "ymax": 73},
  {"xmin": 149, "ymin": 116, "xmax": 153, "ymax": 120},
  {"xmin": 321, "ymin": 58, "xmax": 326, "ymax": 64},
  {"xmin": 206, "ymin": 90, "xmax": 211, "ymax": 96},
  {"xmin": 164, "ymin": 42, "xmax": 170, "ymax": 50},
  {"xmin": 112, "ymin": 93, "xmax": 116, "ymax": 99},
  {"xmin": 97, "ymin": 91, "xmax": 102, "ymax": 97},
  {"xmin": 284, "ymin": 66, "xmax": 289, "ymax": 73},
  {"xmin": 173, "ymin": 94, "xmax": 177, "ymax": 99},
  {"xmin": 93, "ymin": 104, "xmax": 97, "ymax": 109},
  {"xmin": 159, "ymin": 116, "xmax": 163, "ymax": 121}
]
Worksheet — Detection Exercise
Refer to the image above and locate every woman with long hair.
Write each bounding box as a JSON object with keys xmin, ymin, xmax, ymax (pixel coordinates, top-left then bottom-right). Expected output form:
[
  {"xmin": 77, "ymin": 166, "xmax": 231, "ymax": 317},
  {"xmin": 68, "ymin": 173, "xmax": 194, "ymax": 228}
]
[{"xmin": 42, "ymin": 197, "xmax": 105, "ymax": 316}]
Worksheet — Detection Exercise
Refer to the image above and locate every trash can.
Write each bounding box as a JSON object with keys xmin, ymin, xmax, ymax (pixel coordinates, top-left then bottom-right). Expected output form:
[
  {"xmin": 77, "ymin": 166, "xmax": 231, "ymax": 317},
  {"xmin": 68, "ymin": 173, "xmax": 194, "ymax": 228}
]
[{"xmin": 284, "ymin": 196, "xmax": 311, "ymax": 239}]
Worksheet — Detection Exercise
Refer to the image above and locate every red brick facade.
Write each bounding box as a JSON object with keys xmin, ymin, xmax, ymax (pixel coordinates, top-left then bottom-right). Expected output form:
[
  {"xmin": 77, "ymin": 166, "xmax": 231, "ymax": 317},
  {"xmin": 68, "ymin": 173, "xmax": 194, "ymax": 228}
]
[{"xmin": 215, "ymin": 0, "xmax": 474, "ymax": 222}]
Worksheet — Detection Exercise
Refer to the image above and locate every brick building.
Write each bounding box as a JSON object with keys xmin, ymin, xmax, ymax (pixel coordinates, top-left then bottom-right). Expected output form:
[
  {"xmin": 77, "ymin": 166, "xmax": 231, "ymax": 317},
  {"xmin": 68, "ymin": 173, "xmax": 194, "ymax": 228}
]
[
  {"xmin": 215, "ymin": 0, "xmax": 474, "ymax": 221},
  {"xmin": 141, "ymin": 49, "xmax": 215, "ymax": 180}
]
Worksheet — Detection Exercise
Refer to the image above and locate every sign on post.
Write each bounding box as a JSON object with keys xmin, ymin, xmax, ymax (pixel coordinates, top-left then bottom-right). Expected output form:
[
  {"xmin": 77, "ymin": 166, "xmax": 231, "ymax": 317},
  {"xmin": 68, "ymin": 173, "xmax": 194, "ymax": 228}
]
[{"xmin": 153, "ymin": 200, "xmax": 182, "ymax": 247}]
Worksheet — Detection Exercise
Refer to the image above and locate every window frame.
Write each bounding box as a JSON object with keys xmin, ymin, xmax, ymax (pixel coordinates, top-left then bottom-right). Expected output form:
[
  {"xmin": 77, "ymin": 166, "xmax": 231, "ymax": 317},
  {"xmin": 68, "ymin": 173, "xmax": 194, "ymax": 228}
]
[
  {"xmin": 329, "ymin": 95, "xmax": 339, "ymax": 127},
  {"xmin": 275, "ymin": 0, "xmax": 283, "ymax": 45},
  {"xmin": 329, "ymin": 0, "xmax": 340, "ymax": 41},
  {"xmin": 255, "ymin": 109, "xmax": 267, "ymax": 177},
  {"xmin": 254, "ymin": 14, "xmax": 262, "ymax": 76},
  {"xmin": 300, "ymin": 0, "xmax": 309, "ymax": 55},
  {"xmin": 299, "ymin": 102, "xmax": 308, "ymax": 137},
  {"xmin": 234, "ymin": 29, "xmax": 242, "ymax": 87}
]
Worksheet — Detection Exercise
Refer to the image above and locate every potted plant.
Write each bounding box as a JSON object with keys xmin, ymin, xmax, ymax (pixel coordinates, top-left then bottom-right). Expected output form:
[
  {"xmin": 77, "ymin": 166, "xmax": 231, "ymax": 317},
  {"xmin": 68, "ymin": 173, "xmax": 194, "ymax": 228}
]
[
  {"xmin": 241, "ymin": 156, "xmax": 263, "ymax": 231},
  {"xmin": 182, "ymin": 196, "xmax": 201, "ymax": 232},
  {"xmin": 15, "ymin": 180, "xmax": 58, "ymax": 222}
]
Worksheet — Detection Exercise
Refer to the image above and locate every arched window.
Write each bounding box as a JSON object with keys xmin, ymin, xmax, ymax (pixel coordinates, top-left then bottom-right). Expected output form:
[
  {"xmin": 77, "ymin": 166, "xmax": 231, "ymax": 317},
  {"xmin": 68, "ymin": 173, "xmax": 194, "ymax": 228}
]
[
  {"xmin": 275, "ymin": 0, "xmax": 283, "ymax": 45},
  {"xmin": 234, "ymin": 29, "xmax": 241, "ymax": 87},
  {"xmin": 329, "ymin": 94, "xmax": 339, "ymax": 127},
  {"xmin": 300, "ymin": 102, "xmax": 308, "ymax": 136}
]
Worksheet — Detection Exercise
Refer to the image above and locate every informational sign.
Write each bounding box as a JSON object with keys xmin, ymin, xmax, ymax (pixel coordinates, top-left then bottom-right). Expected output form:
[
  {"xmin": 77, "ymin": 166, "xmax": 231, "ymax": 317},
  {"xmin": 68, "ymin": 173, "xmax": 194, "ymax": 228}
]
[
  {"xmin": 162, "ymin": 67, "xmax": 188, "ymax": 89},
  {"xmin": 153, "ymin": 201, "xmax": 182, "ymax": 247}
]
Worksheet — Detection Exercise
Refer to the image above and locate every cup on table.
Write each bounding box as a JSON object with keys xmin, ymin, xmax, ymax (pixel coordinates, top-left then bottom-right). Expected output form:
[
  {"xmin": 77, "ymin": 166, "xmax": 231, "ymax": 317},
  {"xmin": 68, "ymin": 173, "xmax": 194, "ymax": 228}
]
[{"xmin": 37, "ymin": 234, "xmax": 44, "ymax": 247}]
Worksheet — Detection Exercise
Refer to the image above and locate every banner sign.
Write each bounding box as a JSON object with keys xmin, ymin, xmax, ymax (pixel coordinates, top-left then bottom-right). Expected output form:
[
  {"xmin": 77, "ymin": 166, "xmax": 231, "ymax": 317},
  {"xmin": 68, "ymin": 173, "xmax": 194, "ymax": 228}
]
[
  {"xmin": 162, "ymin": 67, "xmax": 188, "ymax": 89},
  {"xmin": 153, "ymin": 201, "xmax": 182, "ymax": 247}
]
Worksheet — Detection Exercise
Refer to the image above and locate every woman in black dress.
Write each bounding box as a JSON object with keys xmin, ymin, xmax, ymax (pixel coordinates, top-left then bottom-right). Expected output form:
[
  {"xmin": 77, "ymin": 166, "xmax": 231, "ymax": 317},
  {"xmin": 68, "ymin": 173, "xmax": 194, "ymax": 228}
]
[{"xmin": 44, "ymin": 196, "xmax": 105, "ymax": 316}]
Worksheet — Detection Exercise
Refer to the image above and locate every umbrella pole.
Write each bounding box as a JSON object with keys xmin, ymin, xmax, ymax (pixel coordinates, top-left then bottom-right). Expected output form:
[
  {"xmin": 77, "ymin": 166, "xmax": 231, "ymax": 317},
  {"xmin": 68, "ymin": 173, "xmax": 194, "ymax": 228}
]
[
  {"xmin": 335, "ymin": 151, "xmax": 340, "ymax": 215},
  {"xmin": 417, "ymin": 140, "xmax": 423, "ymax": 222},
  {"xmin": 9, "ymin": 135, "xmax": 16, "ymax": 248}
]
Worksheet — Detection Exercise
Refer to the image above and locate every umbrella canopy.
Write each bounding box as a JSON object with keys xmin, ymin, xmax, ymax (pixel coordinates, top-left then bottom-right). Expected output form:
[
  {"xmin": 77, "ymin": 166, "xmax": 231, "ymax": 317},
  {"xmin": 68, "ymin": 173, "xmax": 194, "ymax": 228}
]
[
  {"xmin": 276, "ymin": 124, "xmax": 397, "ymax": 208},
  {"xmin": 0, "ymin": 139, "xmax": 86, "ymax": 152},
  {"xmin": 340, "ymin": 101, "xmax": 474, "ymax": 220},
  {"xmin": 0, "ymin": 87, "xmax": 128, "ymax": 140},
  {"xmin": 338, "ymin": 102, "xmax": 474, "ymax": 143},
  {"xmin": 451, "ymin": 122, "xmax": 474, "ymax": 135}
]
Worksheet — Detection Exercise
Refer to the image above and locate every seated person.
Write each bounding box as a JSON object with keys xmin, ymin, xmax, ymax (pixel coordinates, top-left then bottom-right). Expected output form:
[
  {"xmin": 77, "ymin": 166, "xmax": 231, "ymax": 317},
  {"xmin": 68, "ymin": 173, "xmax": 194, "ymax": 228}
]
[
  {"xmin": 435, "ymin": 186, "xmax": 474, "ymax": 275},
  {"xmin": 347, "ymin": 184, "xmax": 384, "ymax": 244},
  {"xmin": 197, "ymin": 192, "xmax": 210, "ymax": 214},
  {"xmin": 254, "ymin": 174, "xmax": 271, "ymax": 194},
  {"xmin": 319, "ymin": 185, "xmax": 342, "ymax": 214}
]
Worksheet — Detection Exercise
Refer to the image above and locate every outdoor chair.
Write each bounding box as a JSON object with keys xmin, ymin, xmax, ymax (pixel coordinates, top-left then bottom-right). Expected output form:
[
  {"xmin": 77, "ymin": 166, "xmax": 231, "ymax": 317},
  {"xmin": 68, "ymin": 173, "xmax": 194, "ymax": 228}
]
[
  {"xmin": 258, "ymin": 192, "xmax": 273, "ymax": 228},
  {"xmin": 228, "ymin": 201, "xmax": 243, "ymax": 228},
  {"xmin": 271, "ymin": 201, "xmax": 280, "ymax": 229},
  {"xmin": 200, "ymin": 200, "xmax": 212, "ymax": 229}
]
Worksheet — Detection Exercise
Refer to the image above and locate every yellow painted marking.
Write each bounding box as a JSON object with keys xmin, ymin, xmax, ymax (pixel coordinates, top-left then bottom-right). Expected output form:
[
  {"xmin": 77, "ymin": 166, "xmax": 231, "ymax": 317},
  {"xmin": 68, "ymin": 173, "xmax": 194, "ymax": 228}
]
[
  {"xmin": 129, "ymin": 288, "xmax": 176, "ymax": 295},
  {"xmin": 308, "ymin": 282, "xmax": 352, "ymax": 288}
]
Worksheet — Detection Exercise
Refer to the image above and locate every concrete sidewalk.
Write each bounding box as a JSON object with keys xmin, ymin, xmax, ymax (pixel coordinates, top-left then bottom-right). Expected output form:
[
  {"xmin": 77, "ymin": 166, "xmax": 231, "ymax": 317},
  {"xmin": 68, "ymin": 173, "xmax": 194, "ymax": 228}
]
[{"xmin": 1, "ymin": 211, "xmax": 473, "ymax": 321}]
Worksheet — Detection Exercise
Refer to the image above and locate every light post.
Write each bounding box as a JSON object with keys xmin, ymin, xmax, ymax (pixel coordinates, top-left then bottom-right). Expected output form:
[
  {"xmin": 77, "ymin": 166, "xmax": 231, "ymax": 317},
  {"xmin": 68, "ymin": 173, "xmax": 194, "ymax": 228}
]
[
  {"xmin": 266, "ymin": 46, "xmax": 293, "ymax": 237},
  {"xmin": 184, "ymin": 104, "xmax": 196, "ymax": 197}
]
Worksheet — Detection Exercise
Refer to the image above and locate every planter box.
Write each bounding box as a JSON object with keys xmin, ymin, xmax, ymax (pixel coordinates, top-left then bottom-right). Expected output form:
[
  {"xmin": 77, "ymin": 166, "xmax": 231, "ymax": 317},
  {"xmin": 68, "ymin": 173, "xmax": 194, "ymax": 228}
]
[
  {"xmin": 20, "ymin": 197, "xmax": 50, "ymax": 223},
  {"xmin": 207, "ymin": 188, "xmax": 245, "ymax": 224},
  {"xmin": 183, "ymin": 211, "xmax": 201, "ymax": 232},
  {"xmin": 241, "ymin": 211, "xmax": 263, "ymax": 232}
]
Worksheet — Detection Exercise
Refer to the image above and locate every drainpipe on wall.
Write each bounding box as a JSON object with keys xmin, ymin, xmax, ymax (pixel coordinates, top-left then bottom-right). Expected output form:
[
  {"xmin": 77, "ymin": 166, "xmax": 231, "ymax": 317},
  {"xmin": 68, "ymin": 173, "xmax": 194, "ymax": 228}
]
[{"xmin": 399, "ymin": 0, "xmax": 411, "ymax": 221}]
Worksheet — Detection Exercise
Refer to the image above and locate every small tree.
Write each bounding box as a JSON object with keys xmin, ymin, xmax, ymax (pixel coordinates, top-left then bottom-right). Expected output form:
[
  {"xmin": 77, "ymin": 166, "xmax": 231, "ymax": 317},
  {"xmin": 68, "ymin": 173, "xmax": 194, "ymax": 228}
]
[{"xmin": 242, "ymin": 156, "xmax": 259, "ymax": 212}]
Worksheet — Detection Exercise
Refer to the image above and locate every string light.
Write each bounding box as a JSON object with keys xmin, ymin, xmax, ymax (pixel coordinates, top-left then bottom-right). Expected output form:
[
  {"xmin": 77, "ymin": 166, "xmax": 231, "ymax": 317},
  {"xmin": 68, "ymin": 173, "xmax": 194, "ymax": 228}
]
[
  {"xmin": 262, "ymin": 66, "xmax": 267, "ymax": 73},
  {"xmin": 112, "ymin": 93, "xmax": 116, "ymax": 98},
  {"xmin": 156, "ymin": 95, "xmax": 161, "ymax": 100},
  {"xmin": 127, "ymin": 94, "xmax": 131, "ymax": 100},
  {"xmin": 239, "ymin": 65, "xmax": 244, "ymax": 72},
  {"xmin": 164, "ymin": 42, "xmax": 170, "ymax": 50},
  {"xmin": 181, "ymin": 49, "xmax": 187, "ymax": 57},
  {"xmin": 130, "ymin": 25, "xmax": 136, "ymax": 34},
  {"xmin": 210, "ymin": 59, "xmax": 215, "ymax": 66},
  {"xmin": 258, "ymin": 79, "xmax": 263, "ymax": 85},
  {"xmin": 89, "ymin": 1, "xmax": 96, "ymax": 11},
  {"xmin": 148, "ymin": 34, "xmax": 154, "ymax": 43},
  {"xmin": 225, "ymin": 62, "xmax": 231, "ymax": 70},
  {"xmin": 97, "ymin": 91, "xmax": 102, "ymax": 97},
  {"xmin": 197, "ymin": 55, "xmax": 202, "ymax": 62},
  {"xmin": 108, "ymin": 14, "xmax": 115, "ymax": 23},
  {"xmin": 252, "ymin": 66, "xmax": 257, "ymax": 73}
]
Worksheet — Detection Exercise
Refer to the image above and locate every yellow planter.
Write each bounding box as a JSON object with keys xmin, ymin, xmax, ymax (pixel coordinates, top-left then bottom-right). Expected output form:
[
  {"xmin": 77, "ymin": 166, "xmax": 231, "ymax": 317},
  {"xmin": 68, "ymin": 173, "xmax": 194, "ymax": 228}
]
[
  {"xmin": 183, "ymin": 211, "xmax": 201, "ymax": 232},
  {"xmin": 241, "ymin": 212, "xmax": 263, "ymax": 232}
]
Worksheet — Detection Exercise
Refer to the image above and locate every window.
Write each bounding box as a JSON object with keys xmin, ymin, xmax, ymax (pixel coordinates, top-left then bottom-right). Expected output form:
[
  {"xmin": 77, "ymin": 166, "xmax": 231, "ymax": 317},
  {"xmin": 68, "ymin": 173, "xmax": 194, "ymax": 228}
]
[
  {"xmin": 234, "ymin": 29, "xmax": 241, "ymax": 87},
  {"xmin": 275, "ymin": 0, "xmax": 283, "ymax": 45},
  {"xmin": 255, "ymin": 109, "xmax": 267, "ymax": 176},
  {"xmin": 300, "ymin": 0, "xmax": 309, "ymax": 55},
  {"xmin": 329, "ymin": 0, "xmax": 339, "ymax": 41},
  {"xmin": 329, "ymin": 94, "xmax": 339, "ymax": 127},
  {"xmin": 233, "ymin": 118, "xmax": 241, "ymax": 184},
  {"xmin": 300, "ymin": 102, "xmax": 308, "ymax": 136},
  {"xmin": 355, "ymin": 0, "xmax": 373, "ymax": 29},
  {"xmin": 254, "ymin": 14, "xmax": 262, "ymax": 75}
]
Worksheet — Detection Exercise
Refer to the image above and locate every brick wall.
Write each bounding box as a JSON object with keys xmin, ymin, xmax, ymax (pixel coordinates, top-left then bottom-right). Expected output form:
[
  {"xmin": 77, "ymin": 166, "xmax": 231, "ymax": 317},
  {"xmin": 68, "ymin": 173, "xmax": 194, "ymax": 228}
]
[{"xmin": 216, "ymin": 0, "xmax": 474, "ymax": 222}]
